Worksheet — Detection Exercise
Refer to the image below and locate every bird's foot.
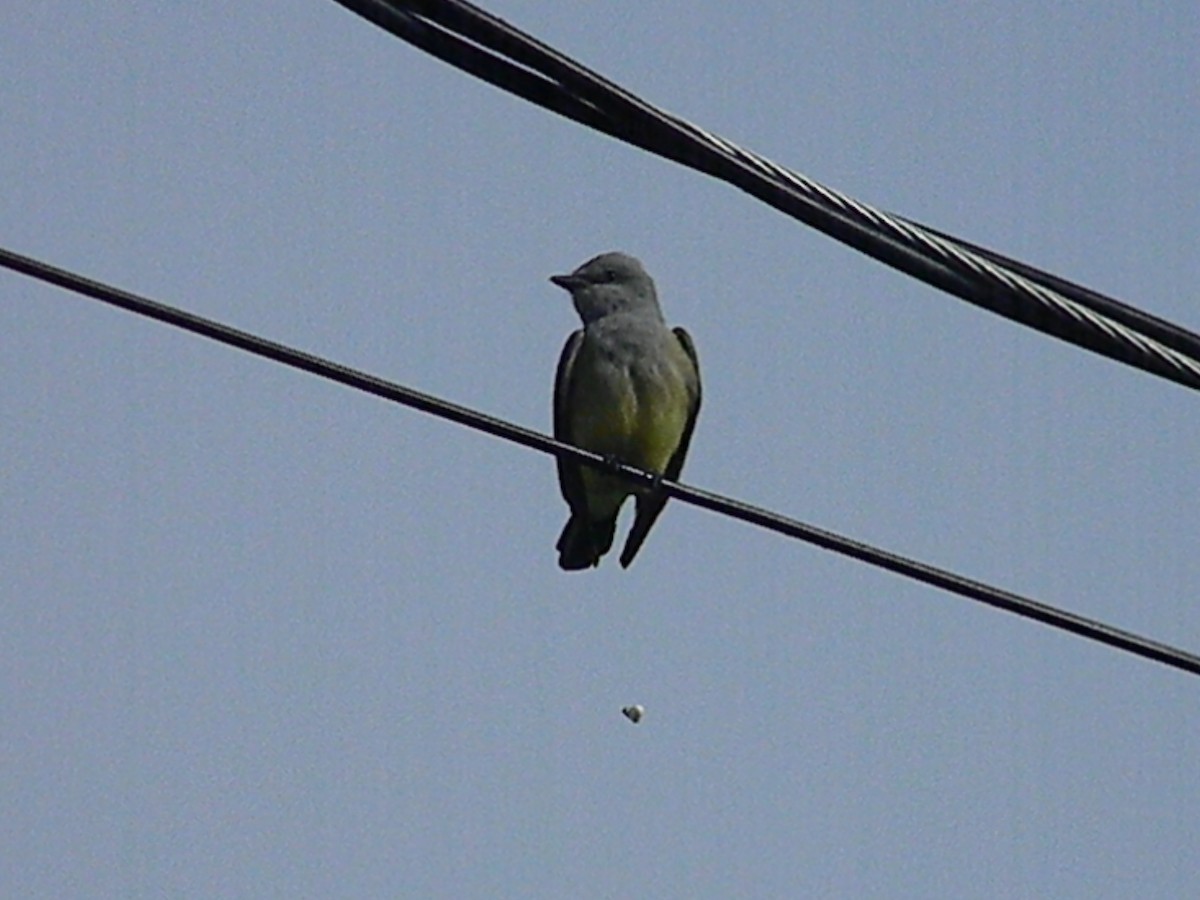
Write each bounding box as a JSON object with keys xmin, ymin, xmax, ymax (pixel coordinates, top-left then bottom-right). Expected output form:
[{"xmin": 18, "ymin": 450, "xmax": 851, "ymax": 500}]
[{"xmin": 601, "ymin": 453, "xmax": 624, "ymax": 476}]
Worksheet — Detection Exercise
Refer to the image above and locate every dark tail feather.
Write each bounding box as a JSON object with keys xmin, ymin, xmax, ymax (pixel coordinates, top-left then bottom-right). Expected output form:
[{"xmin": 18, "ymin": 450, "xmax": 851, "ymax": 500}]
[
  {"xmin": 557, "ymin": 513, "xmax": 618, "ymax": 570},
  {"xmin": 619, "ymin": 494, "xmax": 668, "ymax": 569}
]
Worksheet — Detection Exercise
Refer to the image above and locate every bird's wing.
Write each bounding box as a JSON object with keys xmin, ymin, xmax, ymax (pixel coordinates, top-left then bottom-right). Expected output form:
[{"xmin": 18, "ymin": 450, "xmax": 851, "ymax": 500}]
[
  {"xmin": 554, "ymin": 329, "xmax": 588, "ymax": 512},
  {"xmin": 663, "ymin": 327, "xmax": 702, "ymax": 483},
  {"xmin": 619, "ymin": 327, "xmax": 702, "ymax": 568}
]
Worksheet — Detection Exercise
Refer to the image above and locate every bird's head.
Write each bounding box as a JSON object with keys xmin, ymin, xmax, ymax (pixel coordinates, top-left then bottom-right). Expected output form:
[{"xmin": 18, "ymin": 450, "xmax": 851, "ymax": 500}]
[{"xmin": 550, "ymin": 252, "xmax": 661, "ymax": 324}]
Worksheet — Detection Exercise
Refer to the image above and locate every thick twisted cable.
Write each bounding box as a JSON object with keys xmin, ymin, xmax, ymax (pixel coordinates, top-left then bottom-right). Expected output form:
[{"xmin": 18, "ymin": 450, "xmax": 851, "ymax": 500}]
[{"xmin": 338, "ymin": 0, "xmax": 1200, "ymax": 390}]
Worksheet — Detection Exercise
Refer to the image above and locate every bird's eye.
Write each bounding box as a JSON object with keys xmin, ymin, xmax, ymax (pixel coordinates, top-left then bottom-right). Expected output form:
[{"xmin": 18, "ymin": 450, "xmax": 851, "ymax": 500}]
[{"xmin": 601, "ymin": 269, "xmax": 617, "ymax": 283}]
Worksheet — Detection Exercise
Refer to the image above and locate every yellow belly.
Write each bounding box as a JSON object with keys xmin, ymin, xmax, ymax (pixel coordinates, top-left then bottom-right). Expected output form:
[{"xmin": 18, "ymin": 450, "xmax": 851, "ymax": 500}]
[{"xmin": 571, "ymin": 369, "xmax": 690, "ymax": 513}]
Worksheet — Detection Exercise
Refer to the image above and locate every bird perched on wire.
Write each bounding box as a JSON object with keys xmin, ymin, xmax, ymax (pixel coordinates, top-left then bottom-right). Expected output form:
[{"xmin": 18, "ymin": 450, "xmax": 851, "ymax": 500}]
[{"xmin": 550, "ymin": 252, "xmax": 701, "ymax": 570}]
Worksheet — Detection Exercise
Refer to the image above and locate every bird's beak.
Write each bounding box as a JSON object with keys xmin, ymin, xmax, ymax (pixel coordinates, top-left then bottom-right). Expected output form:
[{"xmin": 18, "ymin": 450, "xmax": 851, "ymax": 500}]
[{"xmin": 549, "ymin": 274, "xmax": 586, "ymax": 291}]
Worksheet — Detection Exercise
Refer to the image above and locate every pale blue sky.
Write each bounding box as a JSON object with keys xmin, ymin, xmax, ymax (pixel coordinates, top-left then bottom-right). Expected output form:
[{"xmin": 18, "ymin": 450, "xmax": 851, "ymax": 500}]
[{"xmin": 4, "ymin": 3, "xmax": 1199, "ymax": 897}]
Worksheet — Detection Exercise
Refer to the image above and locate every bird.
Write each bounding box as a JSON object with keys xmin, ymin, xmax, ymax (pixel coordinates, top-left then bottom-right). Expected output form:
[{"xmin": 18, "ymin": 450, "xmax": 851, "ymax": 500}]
[{"xmin": 550, "ymin": 252, "xmax": 701, "ymax": 570}]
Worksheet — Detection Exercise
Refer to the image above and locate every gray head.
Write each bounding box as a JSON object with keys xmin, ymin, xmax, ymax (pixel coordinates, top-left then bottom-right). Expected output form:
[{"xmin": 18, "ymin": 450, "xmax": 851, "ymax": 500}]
[{"xmin": 550, "ymin": 252, "xmax": 662, "ymax": 324}]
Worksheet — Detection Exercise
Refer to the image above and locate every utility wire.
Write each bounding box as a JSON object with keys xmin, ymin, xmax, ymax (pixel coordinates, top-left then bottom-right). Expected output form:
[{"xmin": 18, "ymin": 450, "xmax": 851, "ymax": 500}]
[
  {"xmin": 5, "ymin": 244, "xmax": 1199, "ymax": 678},
  {"xmin": 900, "ymin": 216, "xmax": 1200, "ymax": 366},
  {"xmin": 331, "ymin": 0, "xmax": 1200, "ymax": 392}
]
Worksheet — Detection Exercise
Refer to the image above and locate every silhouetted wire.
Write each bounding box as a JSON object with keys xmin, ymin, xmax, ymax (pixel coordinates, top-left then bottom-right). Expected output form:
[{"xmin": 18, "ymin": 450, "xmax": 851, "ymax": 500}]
[
  {"xmin": 5, "ymin": 244, "xmax": 1199, "ymax": 678},
  {"xmin": 331, "ymin": 0, "xmax": 1200, "ymax": 392},
  {"xmin": 901, "ymin": 217, "xmax": 1200, "ymax": 365}
]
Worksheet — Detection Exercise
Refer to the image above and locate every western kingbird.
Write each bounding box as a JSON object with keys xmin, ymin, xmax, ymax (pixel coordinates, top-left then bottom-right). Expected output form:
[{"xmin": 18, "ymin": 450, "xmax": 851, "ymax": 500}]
[{"xmin": 550, "ymin": 252, "xmax": 701, "ymax": 570}]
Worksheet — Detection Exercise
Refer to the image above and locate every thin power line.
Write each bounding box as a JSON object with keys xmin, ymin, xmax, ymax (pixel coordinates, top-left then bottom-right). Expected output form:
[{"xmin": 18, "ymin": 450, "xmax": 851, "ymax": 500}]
[
  {"xmin": 5, "ymin": 244, "xmax": 1198, "ymax": 679},
  {"xmin": 331, "ymin": 0, "xmax": 1200, "ymax": 392}
]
